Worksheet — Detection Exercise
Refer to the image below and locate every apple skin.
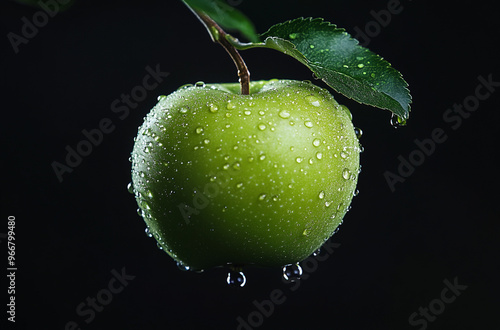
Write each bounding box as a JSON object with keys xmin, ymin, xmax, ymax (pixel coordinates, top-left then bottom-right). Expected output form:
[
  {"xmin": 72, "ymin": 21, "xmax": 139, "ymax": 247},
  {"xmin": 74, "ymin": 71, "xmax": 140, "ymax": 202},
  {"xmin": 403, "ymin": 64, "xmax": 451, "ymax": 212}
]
[{"xmin": 131, "ymin": 79, "xmax": 360, "ymax": 271}]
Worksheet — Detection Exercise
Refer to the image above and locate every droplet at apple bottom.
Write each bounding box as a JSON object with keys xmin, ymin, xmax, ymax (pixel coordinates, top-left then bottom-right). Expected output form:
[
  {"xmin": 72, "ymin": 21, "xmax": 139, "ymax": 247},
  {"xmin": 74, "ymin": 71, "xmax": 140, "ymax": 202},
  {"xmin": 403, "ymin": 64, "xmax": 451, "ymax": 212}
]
[{"xmin": 129, "ymin": 79, "xmax": 361, "ymax": 286}]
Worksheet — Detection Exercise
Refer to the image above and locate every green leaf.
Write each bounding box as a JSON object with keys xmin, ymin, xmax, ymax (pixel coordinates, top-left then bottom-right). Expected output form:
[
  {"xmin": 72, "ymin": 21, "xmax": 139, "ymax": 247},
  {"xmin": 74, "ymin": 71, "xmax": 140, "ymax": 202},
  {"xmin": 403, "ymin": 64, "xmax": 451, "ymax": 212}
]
[
  {"xmin": 182, "ymin": 0, "xmax": 259, "ymax": 43},
  {"xmin": 259, "ymin": 18, "xmax": 411, "ymax": 119}
]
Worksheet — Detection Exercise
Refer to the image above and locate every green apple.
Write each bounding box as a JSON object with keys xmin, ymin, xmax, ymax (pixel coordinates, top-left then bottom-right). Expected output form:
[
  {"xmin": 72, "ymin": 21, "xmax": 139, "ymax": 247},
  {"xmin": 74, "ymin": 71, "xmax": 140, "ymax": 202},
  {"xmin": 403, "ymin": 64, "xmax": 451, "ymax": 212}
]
[{"xmin": 130, "ymin": 79, "xmax": 360, "ymax": 271}]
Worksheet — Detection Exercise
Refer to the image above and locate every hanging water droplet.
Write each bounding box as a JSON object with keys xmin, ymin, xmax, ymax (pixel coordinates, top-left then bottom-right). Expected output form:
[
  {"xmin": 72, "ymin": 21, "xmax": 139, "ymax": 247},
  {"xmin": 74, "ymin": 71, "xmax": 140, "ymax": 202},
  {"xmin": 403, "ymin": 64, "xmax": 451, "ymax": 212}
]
[
  {"xmin": 227, "ymin": 269, "xmax": 246, "ymax": 288},
  {"xmin": 354, "ymin": 127, "xmax": 363, "ymax": 139},
  {"xmin": 145, "ymin": 227, "xmax": 153, "ymax": 237},
  {"xmin": 145, "ymin": 190, "xmax": 153, "ymax": 198},
  {"xmin": 127, "ymin": 182, "xmax": 134, "ymax": 194},
  {"xmin": 353, "ymin": 189, "xmax": 360, "ymax": 197},
  {"xmin": 302, "ymin": 228, "xmax": 310, "ymax": 236},
  {"xmin": 283, "ymin": 263, "xmax": 302, "ymax": 282},
  {"xmin": 177, "ymin": 262, "xmax": 191, "ymax": 272},
  {"xmin": 342, "ymin": 168, "xmax": 351, "ymax": 180},
  {"xmin": 390, "ymin": 114, "xmax": 407, "ymax": 128},
  {"xmin": 340, "ymin": 151, "xmax": 348, "ymax": 159}
]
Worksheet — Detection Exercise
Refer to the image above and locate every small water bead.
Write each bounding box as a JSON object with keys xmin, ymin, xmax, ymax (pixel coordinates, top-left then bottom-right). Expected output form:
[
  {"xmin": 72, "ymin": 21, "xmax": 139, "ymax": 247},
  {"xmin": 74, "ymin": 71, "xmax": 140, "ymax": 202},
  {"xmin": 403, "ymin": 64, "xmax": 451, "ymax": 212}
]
[
  {"xmin": 232, "ymin": 162, "xmax": 241, "ymax": 170},
  {"xmin": 318, "ymin": 191, "xmax": 325, "ymax": 199},
  {"xmin": 156, "ymin": 242, "xmax": 163, "ymax": 250},
  {"xmin": 258, "ymin": 193, "xmax": 267, "ymax": 201},
  {"xmin": 144, "ymin": 227, "xmax": 153, "ymax": 238},
  {"xmin": 236, "ymin": 182, "xmax": 244, "ymax": 189},
  {"xmin": 357, "ymin": 63, "xmax": 364, "ymax": 68},
  {"xmin": 312, "ymin": 138, "xmax": 321, "ymax": 147},
  {"xmin": 227, "ymin": 270, "xmax": 246, "ymax": 288},
  {"xmin": 244, "ymin": 110, "xmax": 252, "ymax": 116},
  {"xmin": 258, "ymin": 123, "xmax": 267, "ymax": 131},
  {"xmin": 390, "ymin": 114, "xmax": 407, "ymax": 128},
  {"xmin": 195, "ymin": 81, "xmax": 205, "ymax": 87},
  {"xmin": 279, "ymin": 110, "xmax": 291, "ymax": 119},
  {"xmin": 223, "ymin": 163, "xmax": 230, "ymax": 170},
  {"xmin": 195, "ymin": 127, "xmax": 204, "ymax": 134},
  {"xmin": 295, "ymin": 157, "xmax": 303, "ymax": 163},
  {"xmin": 353, "ymin": 189, "xmax": 360, "ymax": 197},
  {"xmin": 283, "ymin": 263, "xmax": 303, "ymax": 282},
  {"xmin": 179, "ymin": 107, "xmax": 189, "ymax": 114},
  {"xmin": 312, "ymin": 248, "xmax": 321, "ymax": 257},
  {"xmin": 226, "ymin": 101, "xmax": 236, "ymax": 110},
  {"xmin": 259, "ymin": 154, "xmax": 266, "ymax": 161},
  {"xmin": 315, "ymin": 152, "xmax": 323, "ymax": 160},
  {"xmin": 340, "ymin": 151, "xmax": 348, "ymax": 159},
  {"xmin": 342, "ymin": 168, "xmax": 351, "ymax": 180},
  {"xmin": 157, "ymin": 95, "xmax": 167, "ymax": 101},
  {"xmin": 203, "ymin": 139, "xmax": 210, "ymax": 145}
]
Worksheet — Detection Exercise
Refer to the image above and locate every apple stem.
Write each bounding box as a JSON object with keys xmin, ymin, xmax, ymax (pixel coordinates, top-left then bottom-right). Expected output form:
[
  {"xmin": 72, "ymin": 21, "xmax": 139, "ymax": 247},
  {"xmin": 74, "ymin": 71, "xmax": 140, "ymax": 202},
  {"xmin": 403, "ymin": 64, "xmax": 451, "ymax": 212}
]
[{"xmin": 188, "ymin": 10, "xmax": 251, "ymax": 95}]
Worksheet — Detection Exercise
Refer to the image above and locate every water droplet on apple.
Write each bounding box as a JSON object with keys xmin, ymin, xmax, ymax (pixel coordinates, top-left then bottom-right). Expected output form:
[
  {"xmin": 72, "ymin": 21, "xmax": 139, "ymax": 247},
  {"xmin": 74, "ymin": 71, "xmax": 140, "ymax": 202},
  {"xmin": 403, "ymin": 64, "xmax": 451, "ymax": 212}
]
[
  {"xmin": 156, "ymin": 242, "xmax": 163, "ymax": 250},
  {"xmin": 144, "ymin": 227, "xmax": 153, "ymax": 237},
  {"xmin": 258, "ymin": 123, "xmax": 266, "ymax": 131},
  {"xmin": 353, "ymin": 189, "xmax": 360, "ymax": 197},
  {"xmin": 157, "ymin": 95, "xmax": 167, "ymax": 101},
  {"xmin": 312, "ymin": 248, "xmax": 321, "ymax": 256},
  {"xmin": 236, "ymin": 182, "xmax": 244, "ymax": 189},
  {"xmin": 283, "ymin": 263, "xmax": 302, "ymax": 282},
  {"xmin": 340, "ymin": 151, "xmax": 348, "ymax": 159},
  {"xmin": 195, "ymin": 127, "xmax": 204, "ymax": 134},
  {"xmin": 259, "ymin": 154, "xmax": 266, "ymax": 161},
  {"xmin": 195, "ymin": 81, "xmax": 205, "ymax": 87},
  {"xmin": 304, "ymin": 121, "xmax": 314, "ymax": 128},
  {"xmin": 232, "ymin": 162, "xmax": 241, "ymax": 170},
  {"xmin": 244, "ymin": 110, "xmax": 251, "ymax": 116},
  {"xmin": 295, "ymin": 157, "xmax": 303, "ymax": 163},
  {"xmin": 342, "ymin": 168, "xmax": 351, "ymax": 180},
  {"xmin": 258, "ymin": 193, "xmax": 267, "ymax": 201},
  {"xmin": 315, "ymin": 152, "xmax": 323, "ymax": 160},
  {"xmin": 279, "ymin": 110, "xmax": 291, "ymax": 119},
  {"xmin": 127, "ymin": 182, "xmax": 134, "ymax": 194},
  {"xmin": 312, "ymin": 138, "xmax": 321, "ymax": 147},
  {"xmin": 226, "ymin": 101, "xmax": 236, "ymax": 110},
  {"xmin": 227, "ymin": 269, "xmax": 246, "ymax": 288},
  {"xmin": 318, "ymin": 191, "xmax": 325, "ymax": 199},
  {"xmin": 203, "ymin": 139, "xmax": 210, "ymax": 145},
  {"xmin": 209, "ymin": 104, "xmax": 218, "ymax": 113},
  {"xmin": 179, "ymin": 107, "xmax": 188, "ymax": 114},
  {"xmin": 305, "ymin": 95, "xmax": 321, "ymax": 107}
]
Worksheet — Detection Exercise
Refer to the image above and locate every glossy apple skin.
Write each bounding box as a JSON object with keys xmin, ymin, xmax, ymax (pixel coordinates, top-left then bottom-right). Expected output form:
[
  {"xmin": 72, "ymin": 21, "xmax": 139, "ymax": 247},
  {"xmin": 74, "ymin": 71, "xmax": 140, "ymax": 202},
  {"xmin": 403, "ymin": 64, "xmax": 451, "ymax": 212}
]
[{"xmin": 131, "ymin": 80, "xmax": 360, "ymax": 270}]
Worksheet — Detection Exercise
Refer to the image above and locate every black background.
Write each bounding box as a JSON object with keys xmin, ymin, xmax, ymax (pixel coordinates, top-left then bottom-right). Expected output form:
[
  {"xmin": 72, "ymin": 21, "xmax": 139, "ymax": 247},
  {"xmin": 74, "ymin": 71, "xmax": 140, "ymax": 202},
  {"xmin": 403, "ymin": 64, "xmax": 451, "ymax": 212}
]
[{"xmin": 1, "ymin": 0, "xmax": 499, "ymax": 329}]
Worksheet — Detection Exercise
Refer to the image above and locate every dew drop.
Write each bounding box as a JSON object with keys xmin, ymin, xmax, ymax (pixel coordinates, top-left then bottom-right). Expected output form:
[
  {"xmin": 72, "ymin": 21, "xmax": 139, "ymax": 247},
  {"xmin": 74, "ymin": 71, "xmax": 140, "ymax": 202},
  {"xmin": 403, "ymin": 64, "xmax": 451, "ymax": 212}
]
[
  {"xmin": 236, "ymin": 182, "xmax": 244, "ymax": 189},
  {"xmin": 232, "ymin": 162, "xmax": 241, "ymax": 170},
  {"xmin": 195, "ymin": 81, "xmax": 205, "ymax": 87},
  {"xmin": 258, "ymin": 193, "xmax": 267, "ymax": 201},
  {"xmin": 223, "ymin": 163, "xmax": 230, "ymax": 170},
  {"xmin": 203, "ymin": 139, "xmax": 210, "ymax": 145},
  {"xmin": 258, "ymin": 123, "xmax": 267, "ymax": 131},
  {"xmin": 353, "ymin": 189, "xmax": 360, "ymax": 197},
  {"xmin": 279, "ymin": 110, "xmax": 291, "ymax": 119},
  {"xmin": 195, "ymin": 127, "xmax": 204, "ymax": 134},
  {"xmin": 304, "ymin": 121, "xmax": 314, "ymax": 128},
  {"xmin": 318, "ymin": 191, "xmax": 325, "ymax": 199},
  {"xmin": 342, "ymin": 168, "xmax": 350, "ymax": 180},
  {"xmin": 244, "ymin": 110, "xmax": 252, "ymax": 116},
  {"xmin": 259, "ymin": 154, "xmax": 266, "ymax": 161},
  {"xmin": 227, "ymin": 269, "xmax": 246, "ymax": 288},
  {"xmin": 179, "ymin": 107, "xmax": 188, "ymax": 114},
  {"xmin": 156, "ymin": 242, "xmax": 163, "ymax": 250},
  {"xmin": 340, "ymin": 151, "xmax": 348, "ymax": 159},
  {"xmin": 226, "ymin": 101, "xmax": 236, "ymax": 110},
  {"xmin": 315, "ymin": 152, "xmax": 323, "ymax": 160},
  {"xmin": 145, "ymin": 227, "xmax": 153, "ymax": 238},
  {"xmin": 312, "ymin": 138, "xmax": 321, "ymax": 147},
  {"xmin": 157, "ymin": 95, "xmax": 167, "ymax": 101},
  {"xmin": 390, "ymin": 114, "xmax": 407, "ymax": 128},
  {"xmin": 312, "ymin": 248, "xmax": 321, "ymax": 257},
  {"xmin": 295, "ymin": 157, "xmax": 303, "ymax": 163},
  {"xmin": 283, "ymin": 263, "xmax": 302, "ymax": 282}
]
